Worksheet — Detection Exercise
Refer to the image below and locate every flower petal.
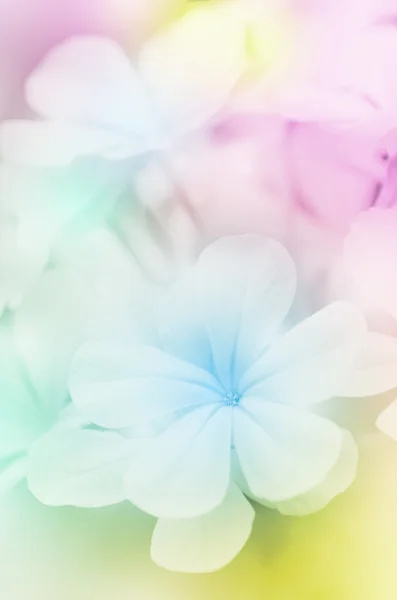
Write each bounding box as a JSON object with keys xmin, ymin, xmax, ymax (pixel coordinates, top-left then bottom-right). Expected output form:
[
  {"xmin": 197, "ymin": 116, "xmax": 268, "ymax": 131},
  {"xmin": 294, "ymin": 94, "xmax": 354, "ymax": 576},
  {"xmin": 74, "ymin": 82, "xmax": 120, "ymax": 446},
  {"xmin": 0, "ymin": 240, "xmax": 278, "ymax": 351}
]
[
  {"xmin": 70, "ymin": 343, "xmax": 222, "ymax": 429},
  {"xmin": 27, "ymin": 429, "xmax": 133, "ymax": 507},
  {"xmin": 233, "ymin": 399, "xmax": 342, "ymax": 502},
  {"xmin": 124, "ymin": 405, "xmax": 232, "ymax": 519},
  {"xmin": 0, "ymin": 120, "xmax": 129, "ymax": 166},
  {"xmin": 376, "ymin": 398, "xmax": 397, "ymax": 441},
  {"xmin": 241, "ymin": 302, "xmax": 366, "ymax": 404},
  {"xmin": 26, "ymin": 36, "xmax": 151, "ymax": 133},
  {"xmin": 339, "ymin": 333, "xmax": 397, "ymax": 397},
  {"xmin": 195, "ymin": 235, "xmax": 296, "ymax": 390},
  {"xmin": 275, "ymin": 430, "xmax": 358, "ymax": 516},
  {"xmin": 151, "ymin": 484, "xmax": 254, "ymax": 573},
  {"xmin": 157, "ymin": 273, "xmax": 213, "ymax": 372},
  {"xmin": 139, "ymin": 4, "xmax": 246, "ymax": 136}
]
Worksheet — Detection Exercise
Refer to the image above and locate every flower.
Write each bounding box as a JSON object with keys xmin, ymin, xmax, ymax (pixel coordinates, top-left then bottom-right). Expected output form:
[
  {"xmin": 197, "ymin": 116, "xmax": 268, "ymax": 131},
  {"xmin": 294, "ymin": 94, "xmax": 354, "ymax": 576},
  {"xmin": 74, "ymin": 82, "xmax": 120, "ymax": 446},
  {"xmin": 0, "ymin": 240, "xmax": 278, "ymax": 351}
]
[
  {"xmin": 227, "ymin": 0, "xmax": 397, "ymax": 130},
  {"xmin": 0, "ymin": 160, "xmax": 122, "ymax": 314},
  {"xmin": 28, "ymin": 233, "xmax": 383, "ymax": 573},
  {"xmin": 0, "ymin": 4, "xmax": 245, "ymax": 166}
]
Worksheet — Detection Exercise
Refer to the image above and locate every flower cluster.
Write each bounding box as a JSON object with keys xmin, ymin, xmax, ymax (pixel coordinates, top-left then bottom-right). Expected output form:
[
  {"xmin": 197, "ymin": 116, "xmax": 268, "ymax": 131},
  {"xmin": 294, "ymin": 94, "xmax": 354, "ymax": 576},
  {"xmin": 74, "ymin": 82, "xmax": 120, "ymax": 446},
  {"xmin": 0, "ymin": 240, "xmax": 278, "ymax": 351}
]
[{"xmin": 2, "ymin": 0, "xmax": 397, "ymax": 576}]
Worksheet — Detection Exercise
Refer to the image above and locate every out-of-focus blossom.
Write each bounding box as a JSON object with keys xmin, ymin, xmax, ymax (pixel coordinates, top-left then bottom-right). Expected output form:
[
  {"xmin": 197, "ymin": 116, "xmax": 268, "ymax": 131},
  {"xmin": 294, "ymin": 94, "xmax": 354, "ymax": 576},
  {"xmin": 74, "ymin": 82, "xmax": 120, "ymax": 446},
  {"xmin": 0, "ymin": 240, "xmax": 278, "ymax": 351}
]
[
  {"xmin": 280, "ymin": 122, "xmax": 388, "ymax": 309},
  {"xmin": 0, "ymin": 4, "xmax": 245, "ymax": 166},
  {"xmin": 219, "ymin": 0, "xmax": 397, "ymax": 129},
  {"xmin": 170, "ymin": 113, "xmax": 387, "ymax": 313},
  {"xmin": 0, "ymin": 224, "xmax": 152, "ymax": 502},
  {"xmin": 170, "ymin": 115, "xmax": 289, "ymax": 241},
  {"xmin": 0, "ymin": 0, "xmax": 112, "ymax": 122},
  {"xmin": 31, "ymin": 234, "xmax": 374, "ymax": 572},
  {"xmin": 0, "ymin": 161, "xmax": 122, "ymax": 314}
]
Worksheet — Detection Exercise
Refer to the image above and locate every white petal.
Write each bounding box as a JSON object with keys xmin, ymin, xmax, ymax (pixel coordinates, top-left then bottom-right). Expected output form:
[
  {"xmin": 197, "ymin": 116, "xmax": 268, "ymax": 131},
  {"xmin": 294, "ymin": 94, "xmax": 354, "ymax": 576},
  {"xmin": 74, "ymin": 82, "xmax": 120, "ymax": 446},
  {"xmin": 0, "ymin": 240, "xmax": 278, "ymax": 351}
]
[
  {"xmin": 27, "ymin": 428, "xmax": 133, "ymax": 507},
  {"xmin": 26, "ymin": 36, "xmax": 152, "ymax": 133},
  {"xmin": 241, "ymin": 302, "xmax": 366, "ymax": 404},
  {"xmin": 233, "ymin": 399, "xmax": 342, "ymax": 502},
  {"xmin": 157, "ymin": 273, "xmax": 213, "ymax": 372},
  {"xmin": 195, "ymin": 235, "xmax": 296, "ymax": 390},
  {"xmin": 377, "ymin": 399, "xmax": 397, "ymax": 441},
  {"xmin": 70, "ymin": 343, "xmax": 222, "ymax": 429},
  {"xmin": 138, "ymin": 3, "xmax": 246, "ymax": 136},
  {"xmin": 0, "ymin": 120, "xmax": 130, "ymax": 165},
  {"xmin": 124, "ymin": 405, "xmax": 232, "ymax": 519},
  {"xmin": 275, "ymin": 430, "xmax": 358, "ymax": 516},
  {"xmin": 151, "ymin": 484, "xmax": 254, "ymax": 573},
  {"xmin": 340, "ymin": 333, "xmax": 397, "ymax": 397}
]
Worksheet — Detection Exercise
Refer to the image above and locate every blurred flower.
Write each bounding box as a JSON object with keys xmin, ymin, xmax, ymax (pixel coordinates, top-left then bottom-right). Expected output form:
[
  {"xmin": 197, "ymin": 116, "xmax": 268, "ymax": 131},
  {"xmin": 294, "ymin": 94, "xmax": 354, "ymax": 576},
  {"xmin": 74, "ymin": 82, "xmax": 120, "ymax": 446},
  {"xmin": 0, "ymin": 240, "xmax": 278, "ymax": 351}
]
[
  {"xmin": 0, "ymin": 224, "xmax": 153, "ymax": 502},
  {"xmin": 0, "ymin": 4, "xmax": 245, "ymax": 166},
  {"xmin": 0, "ymin": 266, "xmax": 87, "ymax": 497},
  {"xmin": 224, "ymin": 0, "xmax": 397, "ymax": 130},
  {"xmin": 0, "ymin": 0, "xmax": 110, "ymax": 122},
  {"xmin": 0, "ymin": 161, "xmax": 121, "ymax": 314},
  {"xmin": 169, "ymin": 113, "xmax": 387, "ymax": 314}
]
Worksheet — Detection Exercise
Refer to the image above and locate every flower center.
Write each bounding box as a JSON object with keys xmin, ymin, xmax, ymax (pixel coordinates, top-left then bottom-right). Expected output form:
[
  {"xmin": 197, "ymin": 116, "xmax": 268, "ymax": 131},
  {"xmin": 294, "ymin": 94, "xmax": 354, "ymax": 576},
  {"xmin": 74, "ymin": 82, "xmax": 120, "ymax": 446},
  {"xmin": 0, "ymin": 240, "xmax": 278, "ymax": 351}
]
[{"xmin": 223, "ymin": 391, "xmax": 241, "ymax": 407}]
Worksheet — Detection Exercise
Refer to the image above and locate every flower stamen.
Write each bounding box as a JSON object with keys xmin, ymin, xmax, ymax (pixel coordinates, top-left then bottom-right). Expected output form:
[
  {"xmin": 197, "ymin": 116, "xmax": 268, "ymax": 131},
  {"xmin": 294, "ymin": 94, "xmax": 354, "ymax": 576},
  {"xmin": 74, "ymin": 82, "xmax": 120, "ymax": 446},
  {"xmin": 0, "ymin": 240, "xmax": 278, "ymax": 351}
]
[{"xmin": 223, "ymin": 391, "xmax": 241, "ymax": 407}]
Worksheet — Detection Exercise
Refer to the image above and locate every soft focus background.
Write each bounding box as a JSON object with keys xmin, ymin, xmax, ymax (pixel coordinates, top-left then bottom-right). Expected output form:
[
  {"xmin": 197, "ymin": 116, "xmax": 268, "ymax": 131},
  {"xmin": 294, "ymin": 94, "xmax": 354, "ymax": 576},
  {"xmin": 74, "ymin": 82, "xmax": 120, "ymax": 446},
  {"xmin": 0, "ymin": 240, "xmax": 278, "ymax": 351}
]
[{"xmin": 2, "ymin": 0, "xmax": 397, "ymax": 598}]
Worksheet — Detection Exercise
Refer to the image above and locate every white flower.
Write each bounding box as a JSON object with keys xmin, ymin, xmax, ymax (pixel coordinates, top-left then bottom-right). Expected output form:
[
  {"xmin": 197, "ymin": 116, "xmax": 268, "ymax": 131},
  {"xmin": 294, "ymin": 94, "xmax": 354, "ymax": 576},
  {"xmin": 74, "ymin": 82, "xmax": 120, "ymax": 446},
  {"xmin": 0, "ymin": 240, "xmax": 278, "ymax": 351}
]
[
  {"xmin": 27, "ymin": 233, "xmax": 385, "ymax": 573},
  {"xmin": 0, "ymin": 5, "xmax": 245, "ymax": 166}
]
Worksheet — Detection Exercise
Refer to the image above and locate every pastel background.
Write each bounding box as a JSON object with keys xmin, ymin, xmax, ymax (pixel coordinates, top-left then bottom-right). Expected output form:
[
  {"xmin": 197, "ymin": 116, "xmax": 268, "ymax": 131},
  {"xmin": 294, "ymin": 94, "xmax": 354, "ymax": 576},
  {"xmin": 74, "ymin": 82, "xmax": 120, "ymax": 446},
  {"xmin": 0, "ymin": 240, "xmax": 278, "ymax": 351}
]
[{"xmin": 1, "ymin": 0, "xmax": 397, "ymax": 599}]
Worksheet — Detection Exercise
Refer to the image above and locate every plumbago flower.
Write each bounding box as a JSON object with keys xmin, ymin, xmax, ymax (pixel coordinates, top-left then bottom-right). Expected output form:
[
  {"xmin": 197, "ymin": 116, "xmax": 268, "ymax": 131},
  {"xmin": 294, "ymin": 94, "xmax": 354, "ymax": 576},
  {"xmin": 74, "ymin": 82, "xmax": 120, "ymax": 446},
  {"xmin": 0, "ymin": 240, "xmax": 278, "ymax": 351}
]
[
  {"xmin": 26, "ymin": 233, "xmax": 397, "ymax": 573},
  {"xmin": 0, "ymin": 4, "xmax": 245, "ymax": 166}
]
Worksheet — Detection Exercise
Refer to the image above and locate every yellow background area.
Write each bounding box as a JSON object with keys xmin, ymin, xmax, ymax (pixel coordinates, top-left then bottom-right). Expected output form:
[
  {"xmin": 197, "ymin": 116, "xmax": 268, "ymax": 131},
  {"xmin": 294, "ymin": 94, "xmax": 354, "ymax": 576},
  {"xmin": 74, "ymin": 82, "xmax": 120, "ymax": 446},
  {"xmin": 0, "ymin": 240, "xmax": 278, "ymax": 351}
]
[{"xmin": 1, "ymin": 432, "xmax": 396, "ymax": 600}]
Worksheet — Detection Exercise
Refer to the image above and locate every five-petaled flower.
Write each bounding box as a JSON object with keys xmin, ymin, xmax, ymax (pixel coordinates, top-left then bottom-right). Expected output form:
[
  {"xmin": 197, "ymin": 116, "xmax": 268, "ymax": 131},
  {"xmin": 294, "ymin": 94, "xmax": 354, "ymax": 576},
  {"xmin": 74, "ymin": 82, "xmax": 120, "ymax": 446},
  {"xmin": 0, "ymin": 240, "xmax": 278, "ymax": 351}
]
[{"xmin": 28, "ymin": 234, "xmax": 391, "ymax": 573}]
